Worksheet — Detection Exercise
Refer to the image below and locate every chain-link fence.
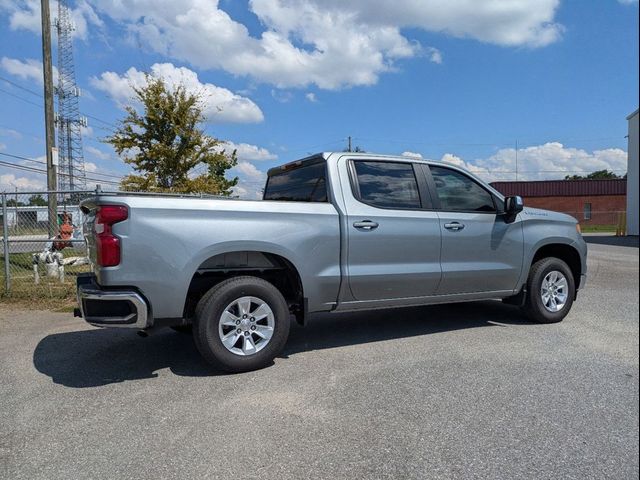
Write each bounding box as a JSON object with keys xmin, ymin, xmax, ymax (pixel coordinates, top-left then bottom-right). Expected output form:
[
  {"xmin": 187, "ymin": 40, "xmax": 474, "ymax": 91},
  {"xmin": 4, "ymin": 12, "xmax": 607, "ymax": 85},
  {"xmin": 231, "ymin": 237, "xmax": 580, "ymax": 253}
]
[
  {"xmin": 1, "ymin": 190, "xmax": 95, "ymax": 301},
  {"xmin": 562, "ymin": 211, "xmax": 627, "ymax": 234}
]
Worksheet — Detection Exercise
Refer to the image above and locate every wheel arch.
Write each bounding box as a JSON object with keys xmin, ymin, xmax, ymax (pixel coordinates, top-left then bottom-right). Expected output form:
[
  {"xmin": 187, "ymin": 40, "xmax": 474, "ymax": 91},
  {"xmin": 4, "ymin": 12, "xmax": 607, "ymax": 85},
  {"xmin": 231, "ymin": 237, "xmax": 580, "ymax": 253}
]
[
  {"xmin": 182, "ymin": 246, "xmax": 304, "ymax": 323},
  {"xmin": 530, "ymin": 242, "xmax": 582, "ymax": 286}
]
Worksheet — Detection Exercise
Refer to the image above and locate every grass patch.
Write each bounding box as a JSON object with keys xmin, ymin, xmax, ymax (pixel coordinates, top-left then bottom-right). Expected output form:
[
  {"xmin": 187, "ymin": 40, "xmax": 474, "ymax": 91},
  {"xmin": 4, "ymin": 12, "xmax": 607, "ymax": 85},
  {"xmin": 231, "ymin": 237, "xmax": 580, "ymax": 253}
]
[
  {"xmin": 0, "ymin": 250, "xmax": 89, "ymax": 310},
  {"xmin": 580, "ymin": 224, "xmax": 617, "ymax": 233}
]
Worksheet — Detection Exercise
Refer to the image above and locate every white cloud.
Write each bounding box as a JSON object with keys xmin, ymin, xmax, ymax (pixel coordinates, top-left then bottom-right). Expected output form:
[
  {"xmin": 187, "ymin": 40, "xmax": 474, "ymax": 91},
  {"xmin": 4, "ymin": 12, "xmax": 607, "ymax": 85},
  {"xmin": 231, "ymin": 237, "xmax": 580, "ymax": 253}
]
[
  {"xmin": 0, "ymin": 142, "xmax": 6, "ymax": 151},
  {"xmin": 231, "ymin": 184, "xmax": 249, "ymax": 198},
  {"xmin": 233, "ymin": 161, "xmax": 267, "ymax": 181},
  {"xmin": 401, "ymin": 151, "xmax": 423, "ymax": 159},
  {"xmin": 2, "ymin": 0, "xmax": 42, "ymax": 34},
  {"xmin": 228, "ymin": 160, "xmax": 268, "ymax": 199},
  {"xmin": 0, "ymin": 172, "xmax": 46, "ymax": 191},
  {"xmin": 80, "ymin": 125, "xmax": 94, "ymax": 138},
  {"xmin": 322, "ymin": 0, "xmax": 563, "ymax": 47},
  {"xmin": 435, "ymin": 142, "xmax": 628, "ymax": 182},
  {"xmin": 0, "ymin": 57, "xmax": 59, "ymax": 85},
  {"xmin": 271, "ymin": 89, "xmax": 294, "ymax": 103},
  {"xmin": 618, "ymin": 0, "xmax": 638, "ymax": 4},
  {"xmin": 425, "ymin": 47, "xmax": 443, "ymax": 65},
  {"xmin": 221, "ymin": 142, "xmax": 277, "ymax": 162},
  {"xmin": 84, "ymin": 161, "xmax": 98, "ymax": 173},
  {"xmin": 1, "ymin": 57, "xmax": 40, "ymax": 83},
  {"xmin": 1, "ymin": 0, "xmax": 101, "ymax": 40},
  {"xmin": 0, "ymin": 127, "xmax": 22, "ymax": 140},
  {"xmin": 305, "ymin": 92, "xmax": 317, "ymax": 102},
  {"xmin": 83, "ymin": 0, "xmax": 560, "ymax": 90},
  {"xmin": 90, "ymin": 63, "xmax": 264, "ymax": 124},
  {"xmin": 85, "ymin": 146, "xmax": 111, "ymax": 161}
]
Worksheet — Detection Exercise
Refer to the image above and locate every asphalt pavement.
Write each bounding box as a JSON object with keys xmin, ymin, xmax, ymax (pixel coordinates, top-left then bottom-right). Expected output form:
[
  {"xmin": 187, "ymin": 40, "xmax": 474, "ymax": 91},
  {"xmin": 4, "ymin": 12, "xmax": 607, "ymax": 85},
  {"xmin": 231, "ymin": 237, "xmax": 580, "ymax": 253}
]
[{"xmin": 1, "ymin": 235, "xmax": 638, "ymax": 479}]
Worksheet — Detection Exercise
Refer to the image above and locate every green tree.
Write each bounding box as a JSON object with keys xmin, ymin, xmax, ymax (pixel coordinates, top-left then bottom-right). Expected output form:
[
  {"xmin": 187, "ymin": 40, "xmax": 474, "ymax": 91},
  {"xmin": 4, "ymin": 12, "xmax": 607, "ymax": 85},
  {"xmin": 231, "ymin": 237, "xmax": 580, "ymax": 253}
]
[
  {"xmin": 28, "ymin": 194, "xmax": 47, "ymax": 206},
  {"xmin": 105, "ymin": 76, "xmax": 238, "ymax": 194},
  {"xmin": 6, "ymin": 199, "xmax": 25, "ymax": 207},
  {"xmin": 565, "ymin": 169, "xmax": 622, "ymax": 180}
]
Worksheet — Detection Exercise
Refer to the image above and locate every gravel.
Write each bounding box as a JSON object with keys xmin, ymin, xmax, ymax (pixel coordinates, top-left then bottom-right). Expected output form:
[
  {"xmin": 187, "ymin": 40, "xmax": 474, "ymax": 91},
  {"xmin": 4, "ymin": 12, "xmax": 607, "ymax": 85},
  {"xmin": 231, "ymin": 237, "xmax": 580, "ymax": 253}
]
[{"xmin": 1, "ymin": 236, "xmax": 638, "ymax": 479}]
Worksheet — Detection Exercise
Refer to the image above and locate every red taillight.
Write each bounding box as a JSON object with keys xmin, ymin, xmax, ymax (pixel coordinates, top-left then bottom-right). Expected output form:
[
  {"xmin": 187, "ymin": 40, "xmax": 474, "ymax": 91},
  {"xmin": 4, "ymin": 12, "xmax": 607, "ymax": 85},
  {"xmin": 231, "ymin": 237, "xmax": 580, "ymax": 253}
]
[{"xmin": 95, "ymin": 205, "xmax": 128, "ymax": 267}]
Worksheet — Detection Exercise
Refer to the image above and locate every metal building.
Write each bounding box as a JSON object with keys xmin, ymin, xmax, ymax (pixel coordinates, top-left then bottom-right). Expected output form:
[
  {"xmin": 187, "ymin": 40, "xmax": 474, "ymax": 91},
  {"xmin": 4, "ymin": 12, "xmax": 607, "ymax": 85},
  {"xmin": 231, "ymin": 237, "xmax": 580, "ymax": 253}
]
[
  {"xmin": 627, "ymin": 108, "xmax": 639, "ymax": 236},
  {"xmin": 492, "ymin": 179, "xmax": 626, "ymax": 228}
]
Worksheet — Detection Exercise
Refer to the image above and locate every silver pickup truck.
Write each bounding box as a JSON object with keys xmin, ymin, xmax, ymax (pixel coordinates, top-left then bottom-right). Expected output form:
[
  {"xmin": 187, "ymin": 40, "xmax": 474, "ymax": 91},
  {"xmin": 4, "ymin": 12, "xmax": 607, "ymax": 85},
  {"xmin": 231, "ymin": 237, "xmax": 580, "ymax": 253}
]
[{"xmin": 76, "ymin": 151, "xmax": 587, "ymax": 372}]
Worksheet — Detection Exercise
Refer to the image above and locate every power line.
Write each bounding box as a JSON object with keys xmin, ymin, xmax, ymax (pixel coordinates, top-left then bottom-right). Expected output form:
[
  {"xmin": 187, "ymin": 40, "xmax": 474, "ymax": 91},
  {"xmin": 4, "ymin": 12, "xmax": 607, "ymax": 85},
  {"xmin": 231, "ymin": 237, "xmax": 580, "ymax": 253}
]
[
  {"xmin": 0, "ymin": 151, "xmax": 124, "ymax": 179},
  {"xmin": 0, "ymin": 86, "xmax": 44, "ymax": 108},
  {"xmin": 0, "ymin": 75, "xmax": 42, "ymax": 97},
  {"xmin": 83, "ymin": 113, "xmax": 116, "ymax": 128},
  {"xmin": 0, "ymin": 161, "xmax": 122, "ymax": 186},
  {"xmin": 0, "ymin": 151, "xmax": 124, "ymax": 182},
  {"xmin": 0, "ymin": 78, "xmax": 117, "ymax": 130},
  {"xmin": 0, "ymin": 158, "xmax": 121, "ymax": 186}
]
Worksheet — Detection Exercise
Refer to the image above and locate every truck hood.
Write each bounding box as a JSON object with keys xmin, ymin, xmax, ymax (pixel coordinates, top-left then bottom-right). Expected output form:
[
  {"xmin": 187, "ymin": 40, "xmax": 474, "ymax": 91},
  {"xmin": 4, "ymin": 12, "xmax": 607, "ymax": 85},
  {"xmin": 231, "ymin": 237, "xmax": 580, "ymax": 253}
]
[{"xmin": 521, "ymin": 207, "xmax": 578, "ymax": 225}]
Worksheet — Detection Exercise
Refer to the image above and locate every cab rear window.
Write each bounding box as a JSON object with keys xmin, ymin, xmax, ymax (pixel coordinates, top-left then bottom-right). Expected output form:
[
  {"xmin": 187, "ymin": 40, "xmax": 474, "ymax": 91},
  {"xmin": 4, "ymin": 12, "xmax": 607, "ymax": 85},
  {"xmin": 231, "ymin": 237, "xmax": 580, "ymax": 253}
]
[{"xmin": 263, "ymin": 162, "xmax": 328, "ymax": 202}]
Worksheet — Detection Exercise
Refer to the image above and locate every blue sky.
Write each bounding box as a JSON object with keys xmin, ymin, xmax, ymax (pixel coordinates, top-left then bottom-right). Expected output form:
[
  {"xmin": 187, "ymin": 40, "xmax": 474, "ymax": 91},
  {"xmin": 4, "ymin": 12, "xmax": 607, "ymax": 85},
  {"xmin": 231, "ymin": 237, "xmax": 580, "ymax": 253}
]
[{"xmin": 0, "ymin": 0, "xmax": 638, "ymax": 197}]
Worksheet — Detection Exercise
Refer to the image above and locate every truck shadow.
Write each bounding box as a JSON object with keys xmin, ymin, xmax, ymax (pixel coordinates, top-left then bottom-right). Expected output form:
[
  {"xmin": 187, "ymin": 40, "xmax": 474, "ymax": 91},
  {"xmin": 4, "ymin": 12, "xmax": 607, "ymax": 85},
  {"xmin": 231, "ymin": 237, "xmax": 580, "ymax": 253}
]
[
  {"xmin": 33, "ymin": 301, "xmax": 530, "ymax": 388},
  {"xmin": 284, "ymin": 301, "xmax": 528, "ymax": 356},
  {"xmin": 583, "ymin": 235, "xmax": 639, "ymax": 248}
]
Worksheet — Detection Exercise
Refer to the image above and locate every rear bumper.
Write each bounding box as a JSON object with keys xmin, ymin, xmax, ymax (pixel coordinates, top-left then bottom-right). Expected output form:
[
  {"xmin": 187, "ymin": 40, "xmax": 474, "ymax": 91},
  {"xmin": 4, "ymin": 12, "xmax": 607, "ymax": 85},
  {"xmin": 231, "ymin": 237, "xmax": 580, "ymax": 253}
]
[{"xmin": 76, "ymin": 273, "xmax": 151, "ymax": 329}]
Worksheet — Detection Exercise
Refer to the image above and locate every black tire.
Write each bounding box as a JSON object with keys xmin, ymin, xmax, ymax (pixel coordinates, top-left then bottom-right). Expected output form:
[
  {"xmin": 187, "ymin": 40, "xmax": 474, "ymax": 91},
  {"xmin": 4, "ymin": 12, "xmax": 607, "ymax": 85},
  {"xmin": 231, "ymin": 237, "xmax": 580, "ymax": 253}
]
[
  {"xmin": 193, "ymin": 276, "xmax": 291, "ymax": 372},
  {"xmin": 172, "ymin": 282, "xmax": 228, "ymax": 334},
  {"xmin": 522, "ymin": 257, "xmax": 575, "ymax": 324}
]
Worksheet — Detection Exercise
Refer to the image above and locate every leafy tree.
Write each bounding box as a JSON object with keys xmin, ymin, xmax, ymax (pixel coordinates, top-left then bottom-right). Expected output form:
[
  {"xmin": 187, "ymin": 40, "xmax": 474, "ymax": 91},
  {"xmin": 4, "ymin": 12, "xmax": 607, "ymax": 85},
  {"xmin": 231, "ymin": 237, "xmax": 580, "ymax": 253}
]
[
  {"xmin": 565, "ymin": 169, "xmax": 622, "ymax": 180},
  {"xmin": 6, "ymin": 199, "xmax": 25, "ymax": 207},
  {"xmin": 28, "ymin": 194, "xmax": 47, "ymax": 206},
  {"xmin": 105, "ymin": 76, "xmax": 238, "ymax": 194}
]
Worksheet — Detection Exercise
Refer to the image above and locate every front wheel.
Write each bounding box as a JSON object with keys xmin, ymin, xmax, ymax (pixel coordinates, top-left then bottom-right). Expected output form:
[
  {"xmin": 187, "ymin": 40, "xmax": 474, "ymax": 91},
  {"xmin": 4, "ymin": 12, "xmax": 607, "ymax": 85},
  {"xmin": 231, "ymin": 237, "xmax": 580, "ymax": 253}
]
[
  {"xmin": 522, "ymin": 257, "xmax": 575, "ymax": 324},
  {"xmin": 193, "ymin": 276, "xmax": 291, "ymax": 372}
]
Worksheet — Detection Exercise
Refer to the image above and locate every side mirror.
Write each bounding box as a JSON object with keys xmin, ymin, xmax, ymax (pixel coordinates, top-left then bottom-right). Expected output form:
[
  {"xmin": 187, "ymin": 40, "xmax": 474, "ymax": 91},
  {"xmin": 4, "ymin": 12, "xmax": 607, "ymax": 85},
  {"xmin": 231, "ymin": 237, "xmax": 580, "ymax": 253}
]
[{"xmin": 503, "ymin": 195, "xmax": 523, "ymax": 222}]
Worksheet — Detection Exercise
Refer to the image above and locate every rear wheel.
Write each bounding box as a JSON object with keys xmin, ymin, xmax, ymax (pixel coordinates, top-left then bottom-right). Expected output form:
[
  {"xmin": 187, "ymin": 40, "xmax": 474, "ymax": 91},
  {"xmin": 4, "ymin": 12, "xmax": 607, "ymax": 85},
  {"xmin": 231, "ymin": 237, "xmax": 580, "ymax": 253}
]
[
  {"xmin": 193, "ymin": 276, "xmax": 290, "ymax": 372},
  {"xmin": 522, "ymin": 257, "xmax": 575, "ymax": 323}
]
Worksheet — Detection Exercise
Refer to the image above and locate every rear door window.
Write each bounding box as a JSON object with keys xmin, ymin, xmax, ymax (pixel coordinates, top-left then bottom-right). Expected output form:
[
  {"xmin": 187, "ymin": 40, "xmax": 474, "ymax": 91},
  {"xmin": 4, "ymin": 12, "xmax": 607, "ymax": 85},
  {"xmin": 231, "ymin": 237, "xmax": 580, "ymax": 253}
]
[
  {"xmin": 352, "ymin": 161, "xmax": 422, "ymax": 209},
  {"xmin": 263, "ymin": 162, "xmax": 328, "ymax": 202}
]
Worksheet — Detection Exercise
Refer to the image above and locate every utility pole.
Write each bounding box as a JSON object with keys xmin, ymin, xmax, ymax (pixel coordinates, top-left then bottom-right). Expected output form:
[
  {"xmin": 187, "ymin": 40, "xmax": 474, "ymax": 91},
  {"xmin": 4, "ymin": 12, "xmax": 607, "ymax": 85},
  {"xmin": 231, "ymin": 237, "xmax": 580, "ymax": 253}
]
[
  {"xmin": 14, "ymin": 186, "xmax": 18, "ymax": 234},
  {"xmin": 515, "ymin": 139, "xmax": 519, "ymax": 181},
  {"xmin": 347, "ymin": 136, "xmax": 352, "ymax": 152},
  {"xmin": 41, "ymin": 0, "xmax": 57, "ymax": 237}
]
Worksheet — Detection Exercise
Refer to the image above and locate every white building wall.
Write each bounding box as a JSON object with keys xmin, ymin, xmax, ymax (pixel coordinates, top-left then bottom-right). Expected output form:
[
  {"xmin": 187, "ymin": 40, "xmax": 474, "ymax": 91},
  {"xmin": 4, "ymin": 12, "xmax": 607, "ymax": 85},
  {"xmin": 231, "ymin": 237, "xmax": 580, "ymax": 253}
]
[
  {"xmin": 627, "ymin": 109, "xmax": 639, "ymax": 236},
  {"xmin": 1, "ymin": 205, "xmax": 82, "ymax": 229}
]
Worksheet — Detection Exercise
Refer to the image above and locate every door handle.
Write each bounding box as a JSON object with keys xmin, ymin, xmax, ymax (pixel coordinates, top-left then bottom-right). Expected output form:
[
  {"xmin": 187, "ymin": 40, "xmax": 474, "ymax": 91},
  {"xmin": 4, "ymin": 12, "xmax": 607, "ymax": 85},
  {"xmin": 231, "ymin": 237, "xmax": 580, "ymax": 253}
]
[
  {"xmin": 444, "ymin": 222, "xmax": 465, "ymax": 231},
  {"xmin": 353, "ymin": 220, "xmax": 379, "ymax": 230}
]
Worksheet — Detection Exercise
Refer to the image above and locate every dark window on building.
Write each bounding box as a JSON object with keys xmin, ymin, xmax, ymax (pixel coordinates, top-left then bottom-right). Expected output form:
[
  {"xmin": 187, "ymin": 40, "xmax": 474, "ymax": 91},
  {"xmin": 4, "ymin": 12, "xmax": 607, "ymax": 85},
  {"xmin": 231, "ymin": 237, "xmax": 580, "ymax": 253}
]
[
  {"xmin": 263, "ymin": 162, "xmax": 327, "ymax": 202},
  {"xmin": 16, "ymin": 211, "xmax": 37, "ymax": 227},
  {"xmin": 430, "ymin": 166, "xmax": 495, "ymax": 212},
  {"xmin": 584, "ymin": 203, "xmax": 592, "ymax": 220},
  {"xmin": 353, "ymin": 161, "xmax": 421, "ymax": 209}
]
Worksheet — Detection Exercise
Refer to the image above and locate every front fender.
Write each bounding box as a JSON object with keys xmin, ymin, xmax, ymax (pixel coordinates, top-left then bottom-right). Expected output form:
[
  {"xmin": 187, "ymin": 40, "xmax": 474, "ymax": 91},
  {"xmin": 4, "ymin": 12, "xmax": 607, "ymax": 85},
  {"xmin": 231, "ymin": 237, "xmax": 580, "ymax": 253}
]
[{"xmin": 516, "ymin": 224, "xmax": 587, "ymax": 292}]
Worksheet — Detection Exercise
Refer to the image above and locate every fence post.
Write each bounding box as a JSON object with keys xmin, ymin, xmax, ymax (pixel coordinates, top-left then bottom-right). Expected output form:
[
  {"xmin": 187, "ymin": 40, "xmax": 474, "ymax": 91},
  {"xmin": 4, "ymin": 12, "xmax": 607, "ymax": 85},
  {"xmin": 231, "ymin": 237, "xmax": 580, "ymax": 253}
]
[{"xmin": 2, "ymin": 193, "xmax": 10, "ymax": 294}]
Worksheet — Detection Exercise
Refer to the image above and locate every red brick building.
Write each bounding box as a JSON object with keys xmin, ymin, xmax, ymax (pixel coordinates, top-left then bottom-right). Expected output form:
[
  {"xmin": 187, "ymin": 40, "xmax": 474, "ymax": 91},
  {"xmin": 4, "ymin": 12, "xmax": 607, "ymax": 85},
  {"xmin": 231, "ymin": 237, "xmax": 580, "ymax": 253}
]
[{"xmin": 491, "ymin": 179, "xmax": 627, "ymax": 227}]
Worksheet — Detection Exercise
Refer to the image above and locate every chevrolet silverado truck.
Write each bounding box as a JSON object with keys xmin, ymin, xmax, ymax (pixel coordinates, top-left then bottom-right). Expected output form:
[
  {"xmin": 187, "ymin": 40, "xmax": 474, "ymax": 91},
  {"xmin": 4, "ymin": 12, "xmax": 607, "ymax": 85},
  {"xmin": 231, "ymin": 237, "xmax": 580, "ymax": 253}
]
[{"xmin": 76, "ymin": 152, "xmax": 587, "ymax": 372}]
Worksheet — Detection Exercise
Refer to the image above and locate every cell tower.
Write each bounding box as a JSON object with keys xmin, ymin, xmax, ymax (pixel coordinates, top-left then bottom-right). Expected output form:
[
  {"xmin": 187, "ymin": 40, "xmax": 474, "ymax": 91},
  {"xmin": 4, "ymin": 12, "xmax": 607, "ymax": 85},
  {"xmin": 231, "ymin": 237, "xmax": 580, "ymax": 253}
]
[{"xmin": 55, "ymin": 0, "xmax": 87, "ymax": 191}]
